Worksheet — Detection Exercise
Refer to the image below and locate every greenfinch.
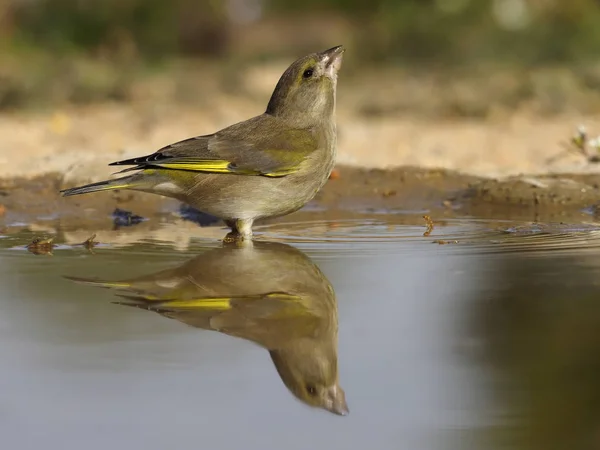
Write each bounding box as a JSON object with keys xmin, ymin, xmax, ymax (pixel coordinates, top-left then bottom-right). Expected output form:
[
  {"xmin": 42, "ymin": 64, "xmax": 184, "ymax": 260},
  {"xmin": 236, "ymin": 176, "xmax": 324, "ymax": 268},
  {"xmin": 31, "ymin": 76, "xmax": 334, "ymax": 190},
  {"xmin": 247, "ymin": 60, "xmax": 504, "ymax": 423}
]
[
  {"xmin": 61, "ymin": 46, "xmax": 345, "ymax": 239},
  {"xmin": 65, "ymin": 240, "xmax": 349, "ymax": 416}
]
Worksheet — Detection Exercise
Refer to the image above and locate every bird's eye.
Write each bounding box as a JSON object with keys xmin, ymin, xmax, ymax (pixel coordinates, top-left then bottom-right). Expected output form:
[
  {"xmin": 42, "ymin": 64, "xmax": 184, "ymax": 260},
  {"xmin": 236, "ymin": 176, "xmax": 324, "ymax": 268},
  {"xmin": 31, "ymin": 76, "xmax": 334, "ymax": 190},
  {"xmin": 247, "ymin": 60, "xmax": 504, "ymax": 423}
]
[
  {"xmin": 306, "ymin": 384, "xmax": 317, "ymax": 396},
  {"xmin": 303, "ymin": 68, "xmax": 314, "ymax": 79}
]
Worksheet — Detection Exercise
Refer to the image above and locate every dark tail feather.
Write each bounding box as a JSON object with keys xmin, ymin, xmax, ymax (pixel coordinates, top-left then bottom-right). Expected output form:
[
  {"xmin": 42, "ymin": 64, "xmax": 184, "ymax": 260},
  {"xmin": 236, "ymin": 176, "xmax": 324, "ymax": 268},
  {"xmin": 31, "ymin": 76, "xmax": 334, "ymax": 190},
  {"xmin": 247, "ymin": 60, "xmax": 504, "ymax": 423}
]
[
  {"xmin": 60, "ymin": 176, "xmax": 134, "ymax": 197},
  {"xmin": 63, "ymin": 275, "xmax": 132, "ymax": 289}
]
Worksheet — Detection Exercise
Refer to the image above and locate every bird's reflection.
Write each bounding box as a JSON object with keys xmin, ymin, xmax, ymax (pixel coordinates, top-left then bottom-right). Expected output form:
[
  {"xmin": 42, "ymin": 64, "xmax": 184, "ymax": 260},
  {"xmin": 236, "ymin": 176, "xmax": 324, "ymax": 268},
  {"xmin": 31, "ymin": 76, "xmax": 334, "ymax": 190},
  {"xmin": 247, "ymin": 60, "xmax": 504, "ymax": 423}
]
[{"xmin": 65, "ymin": 240, "xmax": 348, "ymax": 416}]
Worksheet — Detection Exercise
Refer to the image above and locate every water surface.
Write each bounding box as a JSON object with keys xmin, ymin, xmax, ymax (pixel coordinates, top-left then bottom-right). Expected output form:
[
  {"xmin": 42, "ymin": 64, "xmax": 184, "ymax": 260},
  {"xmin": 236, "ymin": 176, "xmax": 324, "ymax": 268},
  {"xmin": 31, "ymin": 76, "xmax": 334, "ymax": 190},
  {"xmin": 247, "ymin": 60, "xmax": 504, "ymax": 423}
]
[{"xmin": 2, "ymin": 218, "xmax": 600, "ymax": 450}]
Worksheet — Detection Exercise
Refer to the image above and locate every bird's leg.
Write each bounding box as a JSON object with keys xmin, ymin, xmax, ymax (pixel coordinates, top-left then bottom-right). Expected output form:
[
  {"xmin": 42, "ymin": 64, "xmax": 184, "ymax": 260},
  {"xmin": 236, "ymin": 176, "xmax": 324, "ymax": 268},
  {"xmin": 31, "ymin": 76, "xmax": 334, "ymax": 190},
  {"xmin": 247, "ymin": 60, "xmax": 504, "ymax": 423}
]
[
  {"xmin": 223, "ymin": 218, "xmax": 254, "ymax": 243},
  {"xmin": 223, "ymin": 219, "xmax": 238, "ymax": 243},
  {"xmin": 235, "ymin": 219, "xmax": 254, "ymax": 237}
]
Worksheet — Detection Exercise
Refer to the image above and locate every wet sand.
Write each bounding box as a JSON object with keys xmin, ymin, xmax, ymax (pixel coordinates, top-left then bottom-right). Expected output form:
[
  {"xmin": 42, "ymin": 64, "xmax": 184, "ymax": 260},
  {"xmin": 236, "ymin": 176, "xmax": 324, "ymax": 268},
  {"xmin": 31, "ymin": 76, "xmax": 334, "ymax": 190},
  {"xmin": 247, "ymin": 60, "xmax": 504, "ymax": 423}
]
[{"xmin": 1, "ymin": 165, "xmax": 598, "ymax": 244}]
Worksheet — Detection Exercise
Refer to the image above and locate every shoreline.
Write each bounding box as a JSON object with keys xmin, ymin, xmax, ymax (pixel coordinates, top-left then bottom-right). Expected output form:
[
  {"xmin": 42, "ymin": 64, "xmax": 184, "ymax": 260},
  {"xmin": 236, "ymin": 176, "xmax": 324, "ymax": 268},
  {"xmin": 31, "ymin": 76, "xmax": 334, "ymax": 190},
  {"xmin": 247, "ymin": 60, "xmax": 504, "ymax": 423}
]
[{"xmin": 1, "ymin": 166, "xmax": 598, "ymax": 240}]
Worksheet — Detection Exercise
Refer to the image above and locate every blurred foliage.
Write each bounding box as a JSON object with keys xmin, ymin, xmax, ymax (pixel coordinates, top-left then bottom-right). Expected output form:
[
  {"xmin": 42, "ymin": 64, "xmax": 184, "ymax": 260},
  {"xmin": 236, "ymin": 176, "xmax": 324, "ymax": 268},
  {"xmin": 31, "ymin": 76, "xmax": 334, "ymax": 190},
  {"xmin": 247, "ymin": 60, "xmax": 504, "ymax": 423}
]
[
  {"xmin": 2, "ymin": 0, "xmax": 600, "ymax": 65},
  {"xmin": 2, "ymin": 0, "xmax": 600, "ymax": 110}
]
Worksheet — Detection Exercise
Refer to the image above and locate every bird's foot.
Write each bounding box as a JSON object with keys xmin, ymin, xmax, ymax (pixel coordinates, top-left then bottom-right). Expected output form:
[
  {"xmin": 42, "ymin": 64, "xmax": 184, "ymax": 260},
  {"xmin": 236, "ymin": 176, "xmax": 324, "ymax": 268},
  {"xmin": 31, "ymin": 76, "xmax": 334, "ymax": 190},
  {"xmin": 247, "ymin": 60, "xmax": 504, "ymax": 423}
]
[
  {"xmin": 224, "ymin": 219, "xmax": 254, "ymax": 243},
  {"xmin": 223, "ymin": 231, "xmax": 243, "ymax": 243},
  {"xmin": 222, "ymin": 231, "xmax": 254, "ymax": 247}
]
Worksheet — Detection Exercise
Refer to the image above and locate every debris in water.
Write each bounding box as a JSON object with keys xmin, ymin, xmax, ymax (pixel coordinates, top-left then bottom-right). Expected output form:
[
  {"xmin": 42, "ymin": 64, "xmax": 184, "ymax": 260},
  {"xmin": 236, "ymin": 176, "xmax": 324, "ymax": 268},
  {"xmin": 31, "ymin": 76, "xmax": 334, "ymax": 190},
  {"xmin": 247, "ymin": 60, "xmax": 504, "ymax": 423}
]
[
  {"xmin": 78, "ymin": 233, "xmax": 99, "ymax": 253},
  {"xmin": 27, "ymin": 236, "xmax": 55, "ymax": 255},
  {"xmin": 433, "ymin": 239, "xmax": 459, "ymax": 245},
  {"xmin": 0, "ymin": 204, "xmax": 5, "ymax": 216},
  {"xmin": 112, "ymin": 208, "xmax": 145, "ymax": 228},
  {"xmin": 423, "ymin": 215, "xmax": 434, "ymax": 237}
]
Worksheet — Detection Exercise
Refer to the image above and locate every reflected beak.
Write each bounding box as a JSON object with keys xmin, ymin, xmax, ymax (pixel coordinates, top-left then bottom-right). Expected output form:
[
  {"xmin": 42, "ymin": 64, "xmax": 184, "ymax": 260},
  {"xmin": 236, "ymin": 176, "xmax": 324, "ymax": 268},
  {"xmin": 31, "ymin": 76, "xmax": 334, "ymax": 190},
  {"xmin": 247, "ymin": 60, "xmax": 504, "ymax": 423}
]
[
  {"xmin": 319, "ymin": 45, "xmax": 345, "ymax": 79},
  {"xmin": 325, "ymin": 384, "xmax": 349, "ymax": 416}
]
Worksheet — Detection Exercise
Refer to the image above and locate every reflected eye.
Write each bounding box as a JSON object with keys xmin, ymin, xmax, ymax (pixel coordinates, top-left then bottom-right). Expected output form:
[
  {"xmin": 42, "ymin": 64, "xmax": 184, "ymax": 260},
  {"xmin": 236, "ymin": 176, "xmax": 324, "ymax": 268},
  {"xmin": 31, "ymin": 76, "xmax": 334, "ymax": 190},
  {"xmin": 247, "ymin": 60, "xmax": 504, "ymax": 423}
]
[
  {"xmin": 306, "ymin": 384, "xmax": 317, "ymax": 396},
  {"xmin": 303, "ymin": 68, "xmax": 314, "ymax": 79}
]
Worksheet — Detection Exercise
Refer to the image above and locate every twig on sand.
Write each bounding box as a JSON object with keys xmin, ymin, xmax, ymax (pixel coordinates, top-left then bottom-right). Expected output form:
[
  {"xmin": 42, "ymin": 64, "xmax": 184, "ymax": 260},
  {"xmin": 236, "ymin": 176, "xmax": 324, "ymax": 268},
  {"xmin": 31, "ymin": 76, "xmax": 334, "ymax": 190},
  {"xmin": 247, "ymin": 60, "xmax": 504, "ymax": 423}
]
[{"xmin": 546, "ymin": 125, "xmax": 600, "ymax": 165}]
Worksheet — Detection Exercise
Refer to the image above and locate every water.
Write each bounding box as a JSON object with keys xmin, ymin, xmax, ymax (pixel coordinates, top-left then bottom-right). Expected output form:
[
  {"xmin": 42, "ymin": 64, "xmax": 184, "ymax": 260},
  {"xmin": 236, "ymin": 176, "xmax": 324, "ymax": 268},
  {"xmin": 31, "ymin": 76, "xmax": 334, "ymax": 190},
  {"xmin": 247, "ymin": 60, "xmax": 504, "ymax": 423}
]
[{"xmin": 2, "ymin": 217, "xmax": 600, "ymax": 449}]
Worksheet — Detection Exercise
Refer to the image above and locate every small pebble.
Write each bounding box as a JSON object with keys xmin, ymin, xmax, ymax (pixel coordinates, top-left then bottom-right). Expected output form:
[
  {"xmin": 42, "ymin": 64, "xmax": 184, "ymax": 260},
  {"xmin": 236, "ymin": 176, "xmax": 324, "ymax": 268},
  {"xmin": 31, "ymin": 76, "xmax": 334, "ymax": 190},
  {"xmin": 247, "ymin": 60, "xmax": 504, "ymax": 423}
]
[{"xmin": 329, "ymin": 169, "xmax": 340, "ymax": 180}]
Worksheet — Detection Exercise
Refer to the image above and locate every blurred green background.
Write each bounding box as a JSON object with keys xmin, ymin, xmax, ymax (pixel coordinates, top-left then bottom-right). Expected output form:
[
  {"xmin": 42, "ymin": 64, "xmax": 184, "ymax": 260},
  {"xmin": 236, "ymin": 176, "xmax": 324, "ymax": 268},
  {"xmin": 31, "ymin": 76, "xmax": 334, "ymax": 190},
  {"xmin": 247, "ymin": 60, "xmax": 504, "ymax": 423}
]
[
  {"xmin": 1, "ymin": 0, "xmax": 600, "ymax": 110},
  {"xmin": 4, "ymin": 0, "xmax": 600, "ymax": 64}
]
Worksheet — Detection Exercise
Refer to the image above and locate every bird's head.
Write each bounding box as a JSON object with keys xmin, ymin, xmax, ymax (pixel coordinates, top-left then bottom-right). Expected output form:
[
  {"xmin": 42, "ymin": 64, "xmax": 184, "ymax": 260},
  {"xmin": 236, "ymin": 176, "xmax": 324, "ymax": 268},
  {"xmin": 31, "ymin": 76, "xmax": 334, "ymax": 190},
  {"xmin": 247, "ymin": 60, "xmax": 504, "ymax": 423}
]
[
  {"xmin": 266, "ymin": 46, "xmax": 345, "ymax": 126},
  {"xmin": 269, "ymin": 340, "xmax": 349, "ymax": 416}
]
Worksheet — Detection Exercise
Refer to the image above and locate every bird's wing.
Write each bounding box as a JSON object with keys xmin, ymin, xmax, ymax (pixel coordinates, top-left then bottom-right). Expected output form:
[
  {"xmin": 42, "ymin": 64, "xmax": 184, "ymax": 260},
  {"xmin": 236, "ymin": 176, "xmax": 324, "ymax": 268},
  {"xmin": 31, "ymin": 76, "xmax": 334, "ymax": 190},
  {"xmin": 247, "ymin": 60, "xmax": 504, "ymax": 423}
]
[
  {"xmin": 132, "ymin": 292, "xmax": 320, "ymax": 347},
  {"xmin": 109, "ymin": 118, "xmax": 318, "ymax": 178},
  {"xmin": 112, "ymin": 291, "xmax": 319, "ymax": 343}
]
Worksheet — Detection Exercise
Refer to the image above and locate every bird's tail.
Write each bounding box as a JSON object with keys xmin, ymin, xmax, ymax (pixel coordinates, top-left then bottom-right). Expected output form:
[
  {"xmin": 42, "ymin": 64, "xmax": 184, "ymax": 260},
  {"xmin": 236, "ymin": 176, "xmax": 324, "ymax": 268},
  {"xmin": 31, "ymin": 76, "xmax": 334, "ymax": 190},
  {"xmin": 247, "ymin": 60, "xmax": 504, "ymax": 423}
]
[
  {"xmin": 60, "ymin": 175, "xmax": 139, "ymax": 197},
  {"xmin": 63, "ymin": 275, "xmax": 132, "ymax": 289}
]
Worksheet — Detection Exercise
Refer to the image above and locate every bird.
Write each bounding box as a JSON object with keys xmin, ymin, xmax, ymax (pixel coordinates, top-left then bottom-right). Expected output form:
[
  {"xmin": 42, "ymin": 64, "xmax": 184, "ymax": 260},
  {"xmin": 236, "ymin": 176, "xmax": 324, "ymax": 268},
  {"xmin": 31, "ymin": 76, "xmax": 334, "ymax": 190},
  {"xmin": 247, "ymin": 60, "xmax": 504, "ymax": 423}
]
[
  {"xmin": 60, "ymin": 46, "xmax": 345, "ymax": 240},
  {"xmin": 64, "ymin": 240, "xmax": 349, "ymax": 416}
]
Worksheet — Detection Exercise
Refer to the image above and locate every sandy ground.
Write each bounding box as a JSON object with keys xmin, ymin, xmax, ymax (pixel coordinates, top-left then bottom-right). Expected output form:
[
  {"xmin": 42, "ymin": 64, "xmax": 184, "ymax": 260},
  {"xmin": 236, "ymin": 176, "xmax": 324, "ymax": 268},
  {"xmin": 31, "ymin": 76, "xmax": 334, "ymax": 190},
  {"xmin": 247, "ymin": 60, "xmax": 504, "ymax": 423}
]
[
  {"xmin": 4, "ymin": 103, "xmax": 600, "ymax": 183},
  {"xmin": 3, "ymin": 62, "xmax": 600, "ymax": 183}
]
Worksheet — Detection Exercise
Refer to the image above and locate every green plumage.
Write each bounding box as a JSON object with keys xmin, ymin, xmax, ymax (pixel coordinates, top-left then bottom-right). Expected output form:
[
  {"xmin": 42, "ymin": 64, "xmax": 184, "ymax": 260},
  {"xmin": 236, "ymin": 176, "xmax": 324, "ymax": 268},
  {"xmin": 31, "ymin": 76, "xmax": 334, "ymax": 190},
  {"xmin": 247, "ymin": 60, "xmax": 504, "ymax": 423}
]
[{"xmin": 61, "ymin": 46, "xmax": 345, "ymax": 239}]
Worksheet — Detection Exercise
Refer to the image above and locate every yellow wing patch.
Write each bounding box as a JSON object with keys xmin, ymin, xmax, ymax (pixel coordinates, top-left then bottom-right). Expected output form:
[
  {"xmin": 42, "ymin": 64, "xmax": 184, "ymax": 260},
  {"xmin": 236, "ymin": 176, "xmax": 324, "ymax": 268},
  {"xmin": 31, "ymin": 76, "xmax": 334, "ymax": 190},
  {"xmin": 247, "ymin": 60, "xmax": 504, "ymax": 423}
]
[
  {"xmin": 152, "ymin": 159, "xmax": 300, "ymax": 177},
  {"xmin": 261, "ymin": 169, "xmax": 298, "ymax": 178},
  {"xmin": 151, "ymin": 292, "xmax": 302, "ymax": 310},
  {"xmin": 153, "ymin": 298, "xmax": 233, "ymax": 310},
  {"xmin": 153, "ymin": 160, "xmax": 234, "ymax": 173}
]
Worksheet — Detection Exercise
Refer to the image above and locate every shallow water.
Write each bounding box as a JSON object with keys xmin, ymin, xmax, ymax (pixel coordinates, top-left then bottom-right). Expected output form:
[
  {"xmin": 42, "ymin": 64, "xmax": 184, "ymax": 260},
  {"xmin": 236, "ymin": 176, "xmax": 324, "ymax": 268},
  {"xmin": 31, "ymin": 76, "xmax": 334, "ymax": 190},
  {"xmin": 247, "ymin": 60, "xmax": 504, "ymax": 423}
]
[{"xmin": 2, "ymin": 217, "xmax": 600, "ymax": 449}]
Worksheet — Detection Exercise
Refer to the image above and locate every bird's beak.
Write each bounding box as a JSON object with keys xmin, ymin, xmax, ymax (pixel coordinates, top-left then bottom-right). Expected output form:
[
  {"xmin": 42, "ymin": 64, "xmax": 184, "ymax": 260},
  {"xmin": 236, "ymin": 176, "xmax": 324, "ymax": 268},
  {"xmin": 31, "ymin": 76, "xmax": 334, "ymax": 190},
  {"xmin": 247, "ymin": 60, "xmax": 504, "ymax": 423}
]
[
  {"xmin": 324, "ymin": 384, "xmax": 349, "ymax": 416},
  {"xmin": 320, "ymin": 45, "xmax": 345, "ymax": 79}
]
